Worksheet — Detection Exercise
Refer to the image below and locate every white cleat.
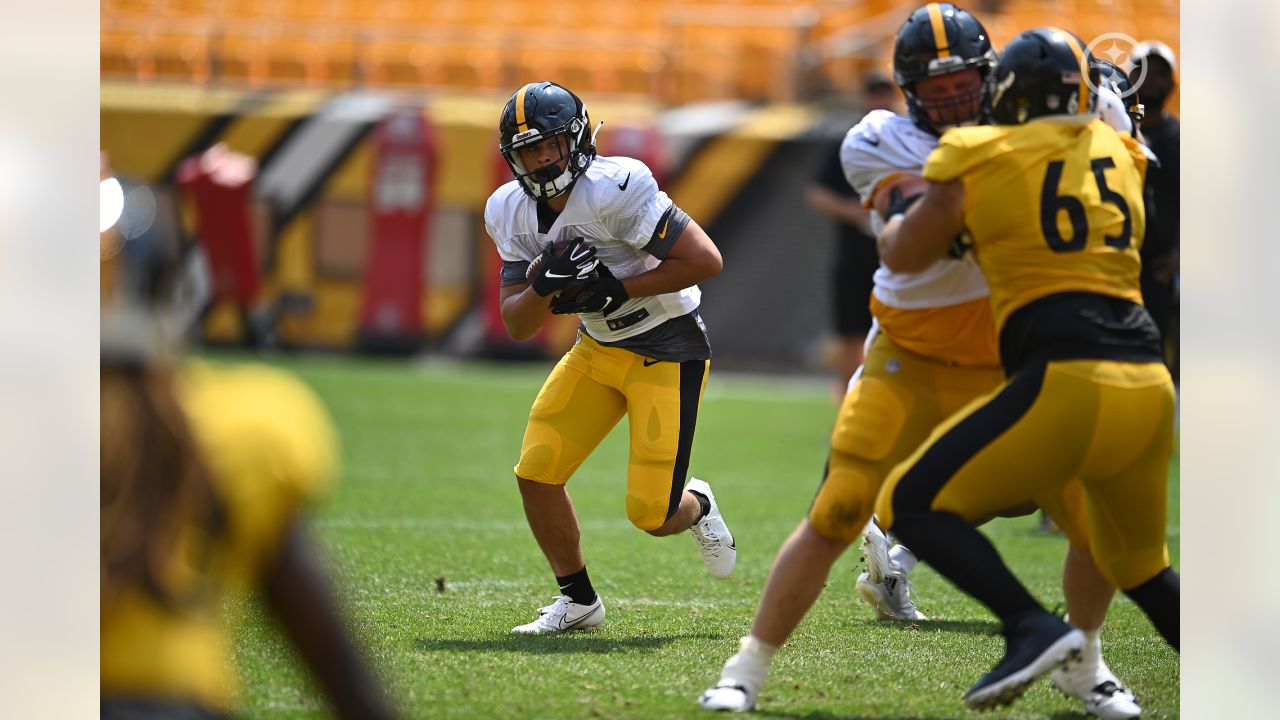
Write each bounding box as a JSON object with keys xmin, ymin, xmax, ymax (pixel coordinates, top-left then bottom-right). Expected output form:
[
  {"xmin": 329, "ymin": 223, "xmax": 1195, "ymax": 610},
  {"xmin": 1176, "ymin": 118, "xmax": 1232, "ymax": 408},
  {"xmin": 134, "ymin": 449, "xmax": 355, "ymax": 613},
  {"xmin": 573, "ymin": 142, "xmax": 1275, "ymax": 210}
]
[
  {"xmin": 861, "ymin": 519, "xmax": 892, "ymax": 584},
  {"xmin": 699, "ymin": 640, "xmax": 769, "ymax": 712},
  {"xmin": 1052, "ymin": 659, "xmax": 1142, "ymax": 719},
  {"xmin": 856, "ymin": 570, "xmax": 928, "ymax": 621},
  {"xmin": 699, "ymin": 683, "xmax": 755, "ymax": 713},
  {"xmin": 856, "ymin": 520, "xmax": 926, "ymax": 621},
  {"xmin": 511, "ymin": 594, "xmax": 604, "ymax": 634},
  {"xmin": 687, "ymin": 478, "xmax": 736, "ymax": 579}
]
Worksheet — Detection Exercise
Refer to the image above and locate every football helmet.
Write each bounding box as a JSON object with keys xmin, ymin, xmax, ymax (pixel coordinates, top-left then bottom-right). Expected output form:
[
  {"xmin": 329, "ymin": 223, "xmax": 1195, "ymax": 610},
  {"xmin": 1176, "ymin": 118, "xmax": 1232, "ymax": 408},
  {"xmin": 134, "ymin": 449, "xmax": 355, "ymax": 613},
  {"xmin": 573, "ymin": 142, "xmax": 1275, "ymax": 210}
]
[
  {"xmin": 990, "ymin": 28, "xmax": 1099, "ymax": 125},
  {"xmin": 498, "ymin": 81, "xmax": 596, "ymax": 201},
  {"xmin": 1092, "ymin": 58, "xmax": 1145, "ymax": 129},
  {"xmin": 892, "ymin": 3, "xmax": 997, "ymax": 135}
]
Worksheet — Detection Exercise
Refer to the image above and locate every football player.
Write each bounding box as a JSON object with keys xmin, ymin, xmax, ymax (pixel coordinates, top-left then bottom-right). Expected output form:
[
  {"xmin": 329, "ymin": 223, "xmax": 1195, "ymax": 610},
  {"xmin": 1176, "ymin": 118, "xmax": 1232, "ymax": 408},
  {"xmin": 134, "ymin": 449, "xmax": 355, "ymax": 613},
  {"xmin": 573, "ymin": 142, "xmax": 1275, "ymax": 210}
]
[
  {"xmin": 873, "ymin": 27, "xmax": 1179, "ymax": 711},
  {"xmin": 486, "ymin": 81, "xmax": 735, "ymax": 635},
  {"xmin": 701, "ymin": 6, "xmax": 1140, "ymax": 717},
  {"xmin": 101, "ymin": 170, "xmax": 396, "ymax": 718}
]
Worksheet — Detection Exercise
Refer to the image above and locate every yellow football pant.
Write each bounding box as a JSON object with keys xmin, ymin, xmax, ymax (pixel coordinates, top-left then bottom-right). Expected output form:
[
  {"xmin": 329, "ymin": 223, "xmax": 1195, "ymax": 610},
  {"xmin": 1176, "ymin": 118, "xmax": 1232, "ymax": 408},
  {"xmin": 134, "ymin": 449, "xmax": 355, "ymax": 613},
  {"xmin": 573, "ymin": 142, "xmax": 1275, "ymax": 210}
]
[
  {"xmin": 515, "ymin": 333, "xmax": 709, "ymax": 531},
  {"xmin": 810, "ymin": 330, "xmax": 1005, "ymax": 543},
  {"xmin": 877, "ymin": 359, "xmax": 1175, "ymax": 590}
]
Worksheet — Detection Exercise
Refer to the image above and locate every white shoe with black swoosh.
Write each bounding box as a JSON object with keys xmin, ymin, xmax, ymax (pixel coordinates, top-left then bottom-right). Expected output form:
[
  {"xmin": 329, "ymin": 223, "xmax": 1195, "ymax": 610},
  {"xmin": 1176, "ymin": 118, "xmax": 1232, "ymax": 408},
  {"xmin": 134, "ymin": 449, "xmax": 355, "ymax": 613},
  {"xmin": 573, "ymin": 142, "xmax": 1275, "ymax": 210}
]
[
  {"xmin": 688, "ymin": 478, "xmax": 736, "ymax": 579},
  {"xmin": 511, "ymin": 594, "xmax": 605, "ymax": 634}
]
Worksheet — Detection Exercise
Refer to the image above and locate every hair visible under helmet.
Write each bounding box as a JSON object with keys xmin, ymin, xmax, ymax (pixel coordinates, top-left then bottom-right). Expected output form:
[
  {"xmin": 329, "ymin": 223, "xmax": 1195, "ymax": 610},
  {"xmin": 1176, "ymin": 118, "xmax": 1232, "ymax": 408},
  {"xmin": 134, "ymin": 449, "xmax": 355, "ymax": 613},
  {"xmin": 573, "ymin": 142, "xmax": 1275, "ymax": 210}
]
[
  {"xmin": 498, "ymin": 81, "xmax": 597, "ymax": 201},
  {"xmin": 100, "ymin": 172, "xmax": 225, "ymax": 610},
  {"xmin": 892, "ymin": 3, "xmax": 997, "ymax": 136}
]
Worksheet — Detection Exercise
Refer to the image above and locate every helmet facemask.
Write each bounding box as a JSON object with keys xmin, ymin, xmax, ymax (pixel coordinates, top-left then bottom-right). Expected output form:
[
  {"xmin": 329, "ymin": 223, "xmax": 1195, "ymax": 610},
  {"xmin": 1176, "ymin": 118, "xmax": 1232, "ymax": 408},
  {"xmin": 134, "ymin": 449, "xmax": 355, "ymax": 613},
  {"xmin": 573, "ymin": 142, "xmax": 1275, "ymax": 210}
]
[
  {"xmin": 499, "ymin": 84, "xmax": 596, "ymax": 202},
  {"xmin": 905, "ymin": 65, "xmax": 990, "ymax": 133},
  {"xmin": 503, "ymin": 125, "xmax": 588, "ymax": 200}
]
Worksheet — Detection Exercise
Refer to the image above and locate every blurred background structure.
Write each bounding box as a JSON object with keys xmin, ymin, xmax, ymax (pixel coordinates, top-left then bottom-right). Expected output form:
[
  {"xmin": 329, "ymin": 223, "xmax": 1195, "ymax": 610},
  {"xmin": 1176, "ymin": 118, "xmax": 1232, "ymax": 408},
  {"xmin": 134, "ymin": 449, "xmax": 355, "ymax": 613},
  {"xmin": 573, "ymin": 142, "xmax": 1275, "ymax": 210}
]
[{"xmin": 101, "ymin": 0, "xmax": 1179, "ymax": 372}]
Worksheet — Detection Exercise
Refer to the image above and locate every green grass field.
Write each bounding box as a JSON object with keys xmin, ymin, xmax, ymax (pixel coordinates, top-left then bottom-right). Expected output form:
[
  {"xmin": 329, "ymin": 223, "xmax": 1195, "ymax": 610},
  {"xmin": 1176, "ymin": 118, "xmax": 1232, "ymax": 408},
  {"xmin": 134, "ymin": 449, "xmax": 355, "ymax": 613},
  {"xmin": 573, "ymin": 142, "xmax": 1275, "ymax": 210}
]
[{"xmin": 225, "ymin": 354, "xmax": 1180, "ymax": 719}]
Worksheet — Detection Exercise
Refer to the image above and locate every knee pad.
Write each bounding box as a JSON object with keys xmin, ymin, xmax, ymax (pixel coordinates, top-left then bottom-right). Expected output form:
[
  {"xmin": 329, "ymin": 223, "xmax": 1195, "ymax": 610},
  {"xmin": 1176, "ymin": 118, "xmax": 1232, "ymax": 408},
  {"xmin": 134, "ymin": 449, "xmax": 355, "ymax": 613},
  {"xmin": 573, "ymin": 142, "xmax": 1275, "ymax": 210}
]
[
  {"xmin": 626, "ymin": 491, "xmax": 667, "ymax": 532},
  {"xmin": 808, "ymin": 451, "xmax": 880, "ymax": 544}
]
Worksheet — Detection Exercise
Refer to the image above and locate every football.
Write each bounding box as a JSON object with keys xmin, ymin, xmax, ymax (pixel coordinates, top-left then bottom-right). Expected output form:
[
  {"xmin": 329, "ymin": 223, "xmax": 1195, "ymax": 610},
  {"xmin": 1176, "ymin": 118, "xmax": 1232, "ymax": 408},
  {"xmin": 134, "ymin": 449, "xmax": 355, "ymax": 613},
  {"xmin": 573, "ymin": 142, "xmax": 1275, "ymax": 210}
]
[
  {"xmin": 873, "ymin": 174, "xmax": 929, "ymax": 217},
  {"xmin": 555, "ymin": 281, "xmax": 589, "ymax": 303}
]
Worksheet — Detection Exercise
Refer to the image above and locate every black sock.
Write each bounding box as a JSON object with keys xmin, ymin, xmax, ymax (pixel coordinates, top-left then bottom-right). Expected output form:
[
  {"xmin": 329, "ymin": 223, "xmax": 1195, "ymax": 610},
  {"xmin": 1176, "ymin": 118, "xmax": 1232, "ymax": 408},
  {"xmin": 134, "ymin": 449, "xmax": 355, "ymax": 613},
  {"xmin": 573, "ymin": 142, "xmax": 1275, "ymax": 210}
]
[
  {"xmin": 1123, "ymin": 567, "xmax": 1180, "ymax": 651},
  {"xmin": 555, "ymin": 566, "xmax": 597, "ymax": 606},
  {"xmin": 893, "ymin": 510, "xmax": 1044, "ymax": 627},
  {"xmin": 689, "ymin": 490, "xmax": 711, "ymax": 521}
]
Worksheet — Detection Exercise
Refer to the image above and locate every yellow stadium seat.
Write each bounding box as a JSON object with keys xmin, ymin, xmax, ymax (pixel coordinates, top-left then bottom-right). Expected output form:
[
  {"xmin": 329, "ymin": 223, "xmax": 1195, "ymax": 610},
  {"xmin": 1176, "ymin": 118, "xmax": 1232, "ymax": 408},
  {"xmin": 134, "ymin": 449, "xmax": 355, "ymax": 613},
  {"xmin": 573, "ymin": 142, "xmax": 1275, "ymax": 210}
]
[
  {"xmin": 152, "ymin": 30, "xmax": 214, "ymax": 83},
  {"xmin": 362, "ymin": 37, "xmax": 445, "ymax": 88},
  {"xmin": 102, "ymin": 29, "xmax": 154, "ymax": 79},
  {"xmin": 214, "ymin": 33, "xmax": 274, "ymax": 87}
]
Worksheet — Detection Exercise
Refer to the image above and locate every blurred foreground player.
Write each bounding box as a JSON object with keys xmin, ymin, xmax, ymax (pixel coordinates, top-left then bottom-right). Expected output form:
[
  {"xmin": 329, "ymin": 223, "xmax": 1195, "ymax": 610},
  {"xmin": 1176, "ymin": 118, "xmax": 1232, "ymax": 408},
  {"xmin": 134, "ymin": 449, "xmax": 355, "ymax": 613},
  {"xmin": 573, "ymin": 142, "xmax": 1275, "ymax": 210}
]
[{"xmin": 100, "ymin": 170, "xmax": 396, "ymax": 720}]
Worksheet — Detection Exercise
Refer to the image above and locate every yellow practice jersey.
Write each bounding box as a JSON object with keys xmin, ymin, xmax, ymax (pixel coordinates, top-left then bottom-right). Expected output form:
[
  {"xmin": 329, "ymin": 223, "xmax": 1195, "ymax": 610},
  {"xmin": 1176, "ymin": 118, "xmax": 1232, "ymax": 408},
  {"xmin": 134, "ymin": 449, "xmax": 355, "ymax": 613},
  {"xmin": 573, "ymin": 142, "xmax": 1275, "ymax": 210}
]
[
  {"xmin": 923, "ymin": 116, "xmax": 1148, "ymax": 334},
  {"xmin": 101, "ymin": 361, "xmax": 338, "ymax": 711}
]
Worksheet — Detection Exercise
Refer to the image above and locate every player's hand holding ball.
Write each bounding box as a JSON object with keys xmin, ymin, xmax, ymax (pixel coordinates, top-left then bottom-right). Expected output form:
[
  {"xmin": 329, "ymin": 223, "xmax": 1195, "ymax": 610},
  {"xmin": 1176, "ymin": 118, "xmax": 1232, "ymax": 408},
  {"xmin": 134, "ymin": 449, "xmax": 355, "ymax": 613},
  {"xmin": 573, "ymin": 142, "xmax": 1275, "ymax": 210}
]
[
  {"xmin": 528, "ymin": 237, "xmax": 600, "ymax": 297},
  {"xmin": 550, "ymin": 263, "xmax": 629, "ymax": 317}
]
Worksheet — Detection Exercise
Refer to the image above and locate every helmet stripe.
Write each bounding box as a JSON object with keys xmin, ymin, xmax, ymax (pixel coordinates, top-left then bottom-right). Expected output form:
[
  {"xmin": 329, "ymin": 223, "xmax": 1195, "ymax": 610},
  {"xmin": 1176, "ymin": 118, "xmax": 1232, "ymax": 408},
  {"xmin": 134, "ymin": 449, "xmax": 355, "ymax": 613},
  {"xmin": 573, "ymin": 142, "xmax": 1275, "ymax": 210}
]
[
  {"xmin": 515, "ymin": 83, "xmax": 532, "ymax": 132},
  {"xmin": 927, "ymin": 4, "xmax": 951, "ymax": 59},
  {"xmin": 1050, "ymin": 28, "xmax": 1090, "ymax": 115}
]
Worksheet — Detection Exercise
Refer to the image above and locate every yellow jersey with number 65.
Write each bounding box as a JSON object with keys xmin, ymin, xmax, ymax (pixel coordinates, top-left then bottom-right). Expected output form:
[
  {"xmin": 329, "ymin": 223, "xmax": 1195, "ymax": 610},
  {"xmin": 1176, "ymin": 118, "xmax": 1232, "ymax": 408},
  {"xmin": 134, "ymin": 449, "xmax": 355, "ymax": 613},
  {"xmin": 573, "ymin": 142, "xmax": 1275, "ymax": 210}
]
[{"xmin": 923, "ymin": 116, "xmax": 1147, "ymax": 333}]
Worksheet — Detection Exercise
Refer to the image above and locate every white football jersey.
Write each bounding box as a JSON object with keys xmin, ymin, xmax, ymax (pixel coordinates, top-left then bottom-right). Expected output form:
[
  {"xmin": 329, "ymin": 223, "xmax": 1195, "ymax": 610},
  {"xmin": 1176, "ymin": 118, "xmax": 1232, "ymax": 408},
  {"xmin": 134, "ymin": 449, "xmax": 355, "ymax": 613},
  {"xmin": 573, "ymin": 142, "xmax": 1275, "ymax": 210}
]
[
  {"xmin": 840, "ymin": 109, "xmax": 989, "ymax": 310},
  {"xmin": 484, "ymin": 156, "xmax": 700, "ymax": 342}
]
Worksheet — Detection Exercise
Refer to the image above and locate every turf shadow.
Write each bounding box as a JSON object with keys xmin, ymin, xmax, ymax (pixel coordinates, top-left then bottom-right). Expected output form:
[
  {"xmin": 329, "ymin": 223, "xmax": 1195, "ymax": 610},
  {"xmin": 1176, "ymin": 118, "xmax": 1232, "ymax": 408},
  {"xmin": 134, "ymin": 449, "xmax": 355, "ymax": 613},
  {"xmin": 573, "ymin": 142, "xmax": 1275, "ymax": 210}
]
[
  {"xmin": 415, "ymin": 631, "xmax": 727, "ymax": 655},
  {"xmin": 751, "ymin": 711, "xmax": 964, "ymax": 720},
  {"xmin": 850, "ymin": 618, "xmax": 1001, "ymax": 637}
]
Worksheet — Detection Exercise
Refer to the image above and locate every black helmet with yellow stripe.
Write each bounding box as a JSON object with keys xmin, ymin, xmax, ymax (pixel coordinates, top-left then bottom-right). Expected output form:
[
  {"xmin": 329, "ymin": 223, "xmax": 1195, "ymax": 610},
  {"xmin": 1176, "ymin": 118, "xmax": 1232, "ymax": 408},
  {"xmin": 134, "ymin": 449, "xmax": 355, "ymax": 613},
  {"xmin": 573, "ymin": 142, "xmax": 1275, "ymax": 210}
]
[
  {"xmin": 499, "ymin": 81, "xmax": 596, "ymax": 201},
  {"xmin": 990, "ymin": 28, "xmax": 1100, "ymax": 125},
  {"xmin": 893, "ymin": 3, "xmax": 996, "ymax": 135}
]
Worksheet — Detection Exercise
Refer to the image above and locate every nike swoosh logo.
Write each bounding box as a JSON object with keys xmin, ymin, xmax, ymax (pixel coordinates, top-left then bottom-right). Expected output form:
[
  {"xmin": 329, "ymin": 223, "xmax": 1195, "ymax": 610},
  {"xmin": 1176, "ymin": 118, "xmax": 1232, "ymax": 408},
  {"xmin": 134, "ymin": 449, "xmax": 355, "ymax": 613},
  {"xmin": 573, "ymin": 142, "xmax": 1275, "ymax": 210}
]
[
  {"xmin": 617, "ymin": 173, "xmax": 631, "ymax": 191},
  {"xmin": 657, "ymin": 218, "xmax": 670, "ymax": 239},
  {"xmin": 557, "ymin": 604, "xmax": 601, "ymax": 630},
  {"xmin": 860, "ymin": 134, "xmax": 880, "ymax": 147},
  {"xmin": 643, "ymin": 359, "xmax": 661, "ymax": 367},
  {"xmin": 544, "ymin": 270, "xmax": 574, "ymax": 278}
]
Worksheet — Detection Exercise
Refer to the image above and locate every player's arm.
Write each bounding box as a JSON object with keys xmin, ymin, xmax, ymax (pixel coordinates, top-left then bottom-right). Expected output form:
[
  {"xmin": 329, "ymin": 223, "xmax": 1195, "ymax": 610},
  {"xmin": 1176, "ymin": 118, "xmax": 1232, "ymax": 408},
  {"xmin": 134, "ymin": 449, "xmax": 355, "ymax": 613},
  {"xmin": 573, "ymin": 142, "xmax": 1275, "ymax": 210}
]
[
  {"xmin": 877, "ymin": 179, "xmax": 965, "ymax": 273},
  {"xmin": 499, "ymin": 281, "xmax": 555, "ymax": 341},
  {"xmin": 806, "ymin": 184, "xmax": 872, "ymax": 233},
  {"xmin": 620, "ymin": 218, "xmax": 723, "ymax": 298},
  {"xmin": 264, "ymin": 523, "xmax": 397, "ymax": 720}
]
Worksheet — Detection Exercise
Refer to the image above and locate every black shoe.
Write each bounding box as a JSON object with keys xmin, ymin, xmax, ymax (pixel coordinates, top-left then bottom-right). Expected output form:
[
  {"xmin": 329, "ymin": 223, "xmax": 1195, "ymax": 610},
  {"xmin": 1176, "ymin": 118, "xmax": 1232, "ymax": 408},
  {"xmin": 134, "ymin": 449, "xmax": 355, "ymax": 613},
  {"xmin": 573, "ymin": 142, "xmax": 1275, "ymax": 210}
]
[{"xmin": 964, "ymin": 612, "xmax": 1084, "ymax": 711}]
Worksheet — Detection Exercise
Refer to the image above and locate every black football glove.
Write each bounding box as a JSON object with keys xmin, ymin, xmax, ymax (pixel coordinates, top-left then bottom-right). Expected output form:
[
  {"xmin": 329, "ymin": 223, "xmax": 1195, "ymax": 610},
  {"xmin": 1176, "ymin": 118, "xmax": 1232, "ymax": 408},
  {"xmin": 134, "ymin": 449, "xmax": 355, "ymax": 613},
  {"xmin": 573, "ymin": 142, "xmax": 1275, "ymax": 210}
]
[
  {"xmin": 550, "ymin": 262, "xmax": 629, "ymax": 317},
  {"xmin": 530, "ymin": 237, "xmax": 599, "ymax": 297},
  {"xmin": 886, "ymin": 186, "xmax": 923, "ymax": 219}
]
